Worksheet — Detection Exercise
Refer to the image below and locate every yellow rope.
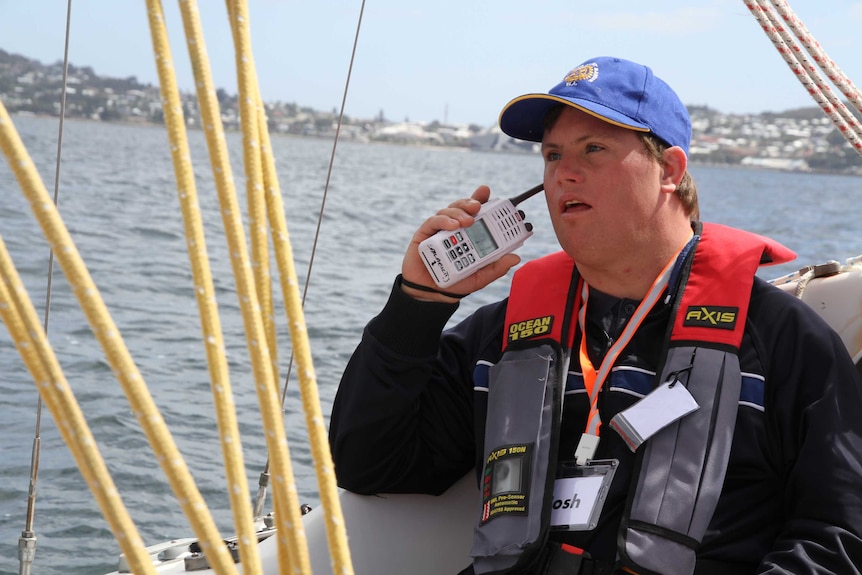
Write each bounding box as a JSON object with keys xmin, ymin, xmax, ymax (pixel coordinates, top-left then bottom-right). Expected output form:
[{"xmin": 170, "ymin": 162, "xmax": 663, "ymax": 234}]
[
  {"xmin": 3, "ymin": 0, "xmax": 358, "ymax": 571},
  {"xmin": 145, "ymin": 1, "xmax": 260, "ymax": 572},
  {"xmin": 228, "ymin": 5, "xmax": 356, "ymax": 573},
  {"xmin": 0, "ymin": 107, "xmax": 156, "ymax": 575},
  {"xmin": 222, "ymin": 2, "xmax": 310, "ymax": 570},
  {"xmin": 251, "ymin": 116, "xmax": 279, "ymax": 394},
  {"xmin": 256, "ymin": 95, "xmax": 357, "ymax": 575},
  {"xmin": 223, "ymin": 0, "xmax": 354, "ymax": 570},
  {"xmin": 0, "ymin": 81, "xmax": 239, "ymax": 575},
  {"xmin": 234, "ymin": 10, "xmax": 279, "ymax": 394},
  {"xmin": 258, "ymin": 112, "xmax": 280, "ymax": 402}
]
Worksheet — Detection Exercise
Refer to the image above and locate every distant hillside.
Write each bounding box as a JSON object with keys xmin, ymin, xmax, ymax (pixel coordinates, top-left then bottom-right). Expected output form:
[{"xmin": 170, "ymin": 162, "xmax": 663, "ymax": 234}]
[
  {"xmin": 0, "ymin": 48, "xmax": 337, "ymax": 128},
  {"xmin": 1, "ymin": 48, "xmax": 165, "ymax": 120}
]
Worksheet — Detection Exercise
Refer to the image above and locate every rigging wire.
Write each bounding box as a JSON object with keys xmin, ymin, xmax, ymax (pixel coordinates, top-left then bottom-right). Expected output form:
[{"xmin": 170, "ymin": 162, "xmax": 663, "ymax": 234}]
[
  {"xmin": 17, "ymin": 3, "xmax": 73, "ymax": 574},
  {"xmin": 301, "ymin": 0, "xmax": 369, "ymax": 313},
  {"xmin": 744, "ymin": 0, "xmax": 862, "ymax": 156},
  {"xmin": 768, "ymin": 0, "xmax": 862, "ymax": 114},
  {"xmin": 251, "ymin": 0, "xmax": 367, "ymax": 521}
]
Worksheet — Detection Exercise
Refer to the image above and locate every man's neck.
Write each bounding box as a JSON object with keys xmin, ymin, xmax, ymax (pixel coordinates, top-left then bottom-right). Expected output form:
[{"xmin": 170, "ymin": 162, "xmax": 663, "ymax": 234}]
[{"xmin": 577, "ymin": 228, "xmax": 694, "ymax": 300}]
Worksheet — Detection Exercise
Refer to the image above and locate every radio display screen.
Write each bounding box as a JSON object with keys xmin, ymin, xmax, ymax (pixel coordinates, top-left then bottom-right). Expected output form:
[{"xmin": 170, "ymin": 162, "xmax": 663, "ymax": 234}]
[{"xmin": 465, "ymin": 219, "xmax": 498, "ymax": 258}]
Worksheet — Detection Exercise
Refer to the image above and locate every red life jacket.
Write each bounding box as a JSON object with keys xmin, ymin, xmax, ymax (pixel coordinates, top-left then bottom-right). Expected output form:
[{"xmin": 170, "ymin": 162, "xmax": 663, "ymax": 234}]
[{"xmin": 482, "ymin": 222, "xmax": 795, "ymax": 575}]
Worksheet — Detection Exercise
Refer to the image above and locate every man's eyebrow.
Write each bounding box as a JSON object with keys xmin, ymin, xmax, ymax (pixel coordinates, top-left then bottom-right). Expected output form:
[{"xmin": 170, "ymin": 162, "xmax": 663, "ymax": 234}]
[{"xmin": 541, "ymin": 132, "xmax": 597, "ymax": 150}]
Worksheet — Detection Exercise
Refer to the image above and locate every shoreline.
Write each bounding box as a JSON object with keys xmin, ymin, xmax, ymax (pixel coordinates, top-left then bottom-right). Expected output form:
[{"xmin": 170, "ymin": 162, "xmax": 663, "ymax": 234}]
[{"xmin": 8, "ymin": 111, "xmax": 861, "ymax": 177}]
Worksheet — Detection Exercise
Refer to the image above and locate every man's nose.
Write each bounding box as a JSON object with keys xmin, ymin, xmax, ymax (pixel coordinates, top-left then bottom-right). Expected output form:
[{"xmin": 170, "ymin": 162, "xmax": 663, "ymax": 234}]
[{"xmin": 553, "ymin": 156, "xmax": 585, "ymax": 184}]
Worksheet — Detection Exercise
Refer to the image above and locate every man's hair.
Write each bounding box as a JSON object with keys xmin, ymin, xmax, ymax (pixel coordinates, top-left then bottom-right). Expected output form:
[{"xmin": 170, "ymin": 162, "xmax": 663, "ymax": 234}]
[
  {"xmin": 639, "ymin": 133, "xmax": 700, "ymax": 221},
  {"xmin": 542, "ymin": 105, "xmax": 700, "ymax": 221}
]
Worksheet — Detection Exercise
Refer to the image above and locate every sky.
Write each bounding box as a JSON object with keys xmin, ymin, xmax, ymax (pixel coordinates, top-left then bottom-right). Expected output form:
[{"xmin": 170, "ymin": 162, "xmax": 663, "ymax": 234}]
[{"xmin": 2, "ymin": 0, "xmax": 862, "ymax": 127}]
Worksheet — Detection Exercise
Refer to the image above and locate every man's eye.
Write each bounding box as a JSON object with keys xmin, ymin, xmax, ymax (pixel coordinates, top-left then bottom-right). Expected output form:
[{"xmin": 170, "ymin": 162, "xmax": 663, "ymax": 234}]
[
  {"xmin": 586, "ymin": 144, "xmax": 603, "ymax": 153},
  {"xmin": 545, "ymin": 151, "xmax": 561, "ymax": 161}
]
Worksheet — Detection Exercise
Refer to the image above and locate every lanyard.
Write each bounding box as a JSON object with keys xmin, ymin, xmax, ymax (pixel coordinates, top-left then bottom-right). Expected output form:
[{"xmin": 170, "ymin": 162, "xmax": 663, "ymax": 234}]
[{"xmin": 573, "ymin": 250, "xmax": 681, "ymax": 464}]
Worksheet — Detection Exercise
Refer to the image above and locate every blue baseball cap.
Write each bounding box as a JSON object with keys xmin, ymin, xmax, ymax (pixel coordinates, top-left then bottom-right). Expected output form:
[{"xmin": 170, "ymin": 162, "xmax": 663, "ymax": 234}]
[{"xmin": 499, "ymin": 57, "xmax": 691, "ymax": 154}]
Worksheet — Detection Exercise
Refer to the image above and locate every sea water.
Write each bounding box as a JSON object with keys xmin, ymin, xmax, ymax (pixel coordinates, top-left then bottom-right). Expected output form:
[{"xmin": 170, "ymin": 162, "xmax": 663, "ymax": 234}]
[{"xmin": 0, "ymin": 115, "xmax": 860, "ymax": 574}]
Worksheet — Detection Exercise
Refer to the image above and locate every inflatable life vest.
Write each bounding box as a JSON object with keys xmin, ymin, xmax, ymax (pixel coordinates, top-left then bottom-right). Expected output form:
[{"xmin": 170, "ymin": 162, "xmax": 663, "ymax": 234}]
[{"xmin": 470, "ymin": 222, "xmax": 795, "ymax": 575}]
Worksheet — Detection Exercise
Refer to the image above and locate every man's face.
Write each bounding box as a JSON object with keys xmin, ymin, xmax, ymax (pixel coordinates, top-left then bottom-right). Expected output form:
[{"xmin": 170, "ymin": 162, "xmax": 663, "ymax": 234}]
[{"xmin": 541, "ymin": 106, "xmax": 666, "ymax": 268}]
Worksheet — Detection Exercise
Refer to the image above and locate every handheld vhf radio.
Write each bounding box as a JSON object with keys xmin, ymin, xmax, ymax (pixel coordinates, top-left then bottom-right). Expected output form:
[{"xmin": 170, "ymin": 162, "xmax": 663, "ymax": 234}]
[{"xmin": 418, "ymin": 184, "xmax": 544, "ymax": 288}]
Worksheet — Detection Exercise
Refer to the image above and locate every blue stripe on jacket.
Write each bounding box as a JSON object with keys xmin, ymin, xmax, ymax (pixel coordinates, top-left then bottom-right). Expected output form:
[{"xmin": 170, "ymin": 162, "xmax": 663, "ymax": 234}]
[{"xmin": 472, "ymin": 362, "xmax": 766, "ymax": 409}]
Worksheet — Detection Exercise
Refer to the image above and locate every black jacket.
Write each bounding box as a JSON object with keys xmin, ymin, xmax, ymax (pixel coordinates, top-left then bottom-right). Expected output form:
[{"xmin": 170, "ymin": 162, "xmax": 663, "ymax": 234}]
[{"xmin": 330, "ymin": 272, "xmax": 862, "ymax": 573}]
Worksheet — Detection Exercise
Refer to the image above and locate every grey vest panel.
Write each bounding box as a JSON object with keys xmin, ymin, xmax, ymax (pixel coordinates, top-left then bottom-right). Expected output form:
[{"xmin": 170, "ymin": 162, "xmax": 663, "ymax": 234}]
[
  {"xmin": 620, "ymin": 345, "xmax": 742, "ymax": 575},
  {"xmin": 471, "ymin": 343, "xmax": 565, "ymax": 575}
]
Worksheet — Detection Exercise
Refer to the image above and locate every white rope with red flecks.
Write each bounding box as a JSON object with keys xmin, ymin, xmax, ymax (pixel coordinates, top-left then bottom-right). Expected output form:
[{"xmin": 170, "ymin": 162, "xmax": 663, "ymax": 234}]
[{"xmin": 744, "ymin": 0, "xmax": 862, "ymax": 156}]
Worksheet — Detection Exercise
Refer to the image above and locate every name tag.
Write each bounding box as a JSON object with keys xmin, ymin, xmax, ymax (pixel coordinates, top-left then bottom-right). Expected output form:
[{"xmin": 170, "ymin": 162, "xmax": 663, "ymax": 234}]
[
  {"xmin": 609, "ymin": 378, "xmax": 700, "ymax": 451},
  {"xmin": 550, "ymin": 459, "xmax": 617, "ymax": 531}
]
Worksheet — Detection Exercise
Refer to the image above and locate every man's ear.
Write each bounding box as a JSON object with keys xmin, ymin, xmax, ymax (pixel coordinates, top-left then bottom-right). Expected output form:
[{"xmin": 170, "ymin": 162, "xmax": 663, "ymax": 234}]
[{"xmin": 660, "ymin": 146, "xmax": 688, "ymax": 193}]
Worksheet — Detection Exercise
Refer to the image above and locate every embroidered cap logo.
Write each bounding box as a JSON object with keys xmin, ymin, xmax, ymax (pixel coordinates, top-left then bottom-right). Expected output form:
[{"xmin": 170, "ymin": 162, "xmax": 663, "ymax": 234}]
[{"xmin": 564, "ymin": 63, "xmax": 599, "ymax": 86}]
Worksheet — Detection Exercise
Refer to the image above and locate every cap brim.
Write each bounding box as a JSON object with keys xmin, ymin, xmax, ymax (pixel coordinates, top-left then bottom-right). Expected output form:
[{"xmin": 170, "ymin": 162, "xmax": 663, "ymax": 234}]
[{"xmin": 499, "ymin": 94, "xmax": 651, "ymax": 142}]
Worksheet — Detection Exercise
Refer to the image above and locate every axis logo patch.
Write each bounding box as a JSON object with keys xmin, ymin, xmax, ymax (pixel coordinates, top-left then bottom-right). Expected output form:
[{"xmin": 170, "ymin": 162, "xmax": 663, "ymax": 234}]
[{"xmin": 683, "ymin": 306, "xmax": 738, "ymax": 330}]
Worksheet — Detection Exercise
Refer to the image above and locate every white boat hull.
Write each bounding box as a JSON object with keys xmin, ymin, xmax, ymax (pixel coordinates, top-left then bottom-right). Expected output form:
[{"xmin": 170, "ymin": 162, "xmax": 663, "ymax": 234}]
[
  {"xmin": 279, "ymin": 473, "xmax": 476, "ymax": 575},
  {"xmin": 772, "ymin": 259, "xmax": 862, "ymax": 368},
  {"xmin": 106, "ymin": 473, "xmax": 477, "ymax": 574}
]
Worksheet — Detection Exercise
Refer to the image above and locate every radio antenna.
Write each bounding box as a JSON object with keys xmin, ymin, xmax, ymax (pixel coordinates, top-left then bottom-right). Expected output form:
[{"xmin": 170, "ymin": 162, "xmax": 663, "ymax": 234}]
[{"xmin": 509, "ymin": 183, "xmax": 544, "ymax": 206}]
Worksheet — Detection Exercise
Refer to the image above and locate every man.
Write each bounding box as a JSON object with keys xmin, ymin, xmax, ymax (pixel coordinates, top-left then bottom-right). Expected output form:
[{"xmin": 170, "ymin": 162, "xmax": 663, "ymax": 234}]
[{"xmin": 329, "ymin": 57, "xmax": 862, "ymax": 574}]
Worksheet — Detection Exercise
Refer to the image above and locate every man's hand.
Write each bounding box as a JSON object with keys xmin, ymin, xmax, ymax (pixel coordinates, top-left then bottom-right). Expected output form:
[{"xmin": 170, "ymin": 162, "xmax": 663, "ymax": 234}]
[{"xmin": 400, "ymin": 185, "xmax": 520, "ymax": 303}]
